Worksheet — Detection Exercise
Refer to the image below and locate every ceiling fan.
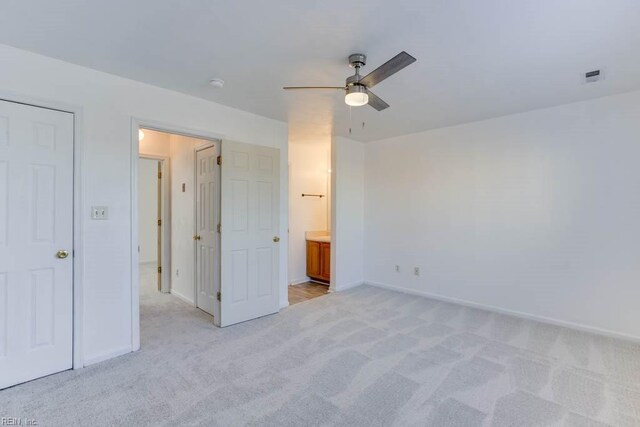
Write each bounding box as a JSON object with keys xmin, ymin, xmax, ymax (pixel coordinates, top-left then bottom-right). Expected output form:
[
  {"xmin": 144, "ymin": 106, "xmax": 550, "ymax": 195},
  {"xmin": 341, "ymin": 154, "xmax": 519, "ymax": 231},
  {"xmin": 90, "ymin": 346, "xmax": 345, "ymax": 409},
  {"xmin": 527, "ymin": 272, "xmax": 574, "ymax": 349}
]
[{"xmin": 283, "ymin": 51, "xmax": 417, "ymax": 111}]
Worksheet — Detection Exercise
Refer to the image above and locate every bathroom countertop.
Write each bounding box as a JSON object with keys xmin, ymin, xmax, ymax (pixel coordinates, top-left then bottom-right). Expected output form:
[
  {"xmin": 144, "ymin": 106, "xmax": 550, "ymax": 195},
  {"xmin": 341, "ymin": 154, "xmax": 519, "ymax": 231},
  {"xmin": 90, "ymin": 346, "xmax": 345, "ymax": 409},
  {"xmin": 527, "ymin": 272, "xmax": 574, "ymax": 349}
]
[
  {"xmin": 306, "ymin": 235, "xmax": 331, "ymax": 243},
  {"xmin": 305, "ymin": 230, "xmax": 331, "ymax": 243}
]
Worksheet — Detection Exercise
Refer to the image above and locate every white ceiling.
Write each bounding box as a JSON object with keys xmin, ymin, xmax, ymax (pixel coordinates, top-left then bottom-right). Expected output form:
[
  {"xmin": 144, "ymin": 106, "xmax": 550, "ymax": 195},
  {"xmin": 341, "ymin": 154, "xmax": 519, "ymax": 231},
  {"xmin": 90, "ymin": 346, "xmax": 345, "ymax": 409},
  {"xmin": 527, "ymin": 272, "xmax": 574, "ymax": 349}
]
[{"xmin": 1, "ymin": 0, "xmax": 639, "ymax": 142}]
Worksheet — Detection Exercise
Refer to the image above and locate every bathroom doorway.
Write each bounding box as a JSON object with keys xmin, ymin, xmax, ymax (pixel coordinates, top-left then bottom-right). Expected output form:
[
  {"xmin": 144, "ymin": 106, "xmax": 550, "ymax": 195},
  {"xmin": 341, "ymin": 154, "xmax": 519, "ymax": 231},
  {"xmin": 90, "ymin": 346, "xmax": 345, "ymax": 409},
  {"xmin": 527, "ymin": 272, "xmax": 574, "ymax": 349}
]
[{"xmin": 287, "ymin": 138, "xmax": 332, "ymax": 305}]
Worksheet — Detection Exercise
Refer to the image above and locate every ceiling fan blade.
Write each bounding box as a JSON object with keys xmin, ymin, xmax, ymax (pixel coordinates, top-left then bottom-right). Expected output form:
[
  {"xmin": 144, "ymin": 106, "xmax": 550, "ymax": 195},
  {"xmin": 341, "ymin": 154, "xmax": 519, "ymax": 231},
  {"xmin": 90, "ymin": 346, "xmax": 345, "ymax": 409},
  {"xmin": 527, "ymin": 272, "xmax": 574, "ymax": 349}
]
[
  {"xmin": 366, "ymin": 90, "xmax": 390, "ymax": 111},
  {"xmin": 283, "ymin": 86, "xmax": 345, "ymax": 90},
  {"xmin": 359, "ymin": 51, "xmax": 416, "ymax": 88}
]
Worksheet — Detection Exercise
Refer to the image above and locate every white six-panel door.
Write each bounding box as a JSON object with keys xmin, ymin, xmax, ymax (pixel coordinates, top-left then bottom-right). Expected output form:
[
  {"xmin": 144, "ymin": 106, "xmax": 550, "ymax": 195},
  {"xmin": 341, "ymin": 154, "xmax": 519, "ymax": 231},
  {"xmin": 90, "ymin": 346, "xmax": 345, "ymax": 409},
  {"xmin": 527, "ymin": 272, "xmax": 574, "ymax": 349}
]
[
  {"xmin": 0, "ymin": 100, "xmax": 74, "ymax": 389},
  {"xmin": 220, "ymin": 141, "xmax": 279, "ymax": 327},
  {"xmin": 195, "ymin": 145, "xmax": 219, "ymax": 317}
]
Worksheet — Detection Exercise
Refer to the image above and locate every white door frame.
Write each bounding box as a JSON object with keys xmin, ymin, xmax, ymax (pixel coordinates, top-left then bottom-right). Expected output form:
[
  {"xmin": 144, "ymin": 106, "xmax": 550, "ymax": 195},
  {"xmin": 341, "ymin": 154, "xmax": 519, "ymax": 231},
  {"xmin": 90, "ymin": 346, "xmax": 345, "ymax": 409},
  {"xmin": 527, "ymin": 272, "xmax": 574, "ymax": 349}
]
[
  {"xmin": 138, "ymin": 154, "xmax": 171, "ymax": 293},
  {"xmin": 0, "ymin": 93, "xmax": 84, "ymax": 370},
  {"xmin": 130, "ymin": 118, "xmax": 222, "ymax": 351}
]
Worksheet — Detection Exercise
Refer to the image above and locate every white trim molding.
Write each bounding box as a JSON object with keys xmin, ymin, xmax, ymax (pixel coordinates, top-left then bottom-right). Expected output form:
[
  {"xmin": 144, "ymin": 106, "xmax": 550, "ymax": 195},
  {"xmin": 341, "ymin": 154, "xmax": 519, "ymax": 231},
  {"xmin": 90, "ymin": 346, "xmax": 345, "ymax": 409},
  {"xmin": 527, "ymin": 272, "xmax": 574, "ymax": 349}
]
[
  {"xmin": 170, "ymin": 289, "xmax": 195, "ymax": 306},
  {"xmin": 334, "ymin": 281, "xmax": 364, "ymax": 292},
  {"xmin": 365, "ymin": 280, "xmax": 640, "ymax": 344},
  {"xmin": 289, "ymin": 278, "xmax": 311, "ymax": 286},
  {"xmin": 83, "ymin": 346, "xmax": 132, "ymax": 367}
]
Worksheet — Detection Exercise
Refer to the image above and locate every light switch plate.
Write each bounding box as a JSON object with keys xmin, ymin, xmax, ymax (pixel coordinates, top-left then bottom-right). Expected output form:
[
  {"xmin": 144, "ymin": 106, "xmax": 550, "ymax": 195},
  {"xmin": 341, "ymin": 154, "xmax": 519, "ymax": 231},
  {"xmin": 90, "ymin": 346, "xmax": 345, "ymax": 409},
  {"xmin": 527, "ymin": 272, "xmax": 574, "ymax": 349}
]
[{"xmin": 91, "ymin": 206, "xmax": 108, "ymax": 220}]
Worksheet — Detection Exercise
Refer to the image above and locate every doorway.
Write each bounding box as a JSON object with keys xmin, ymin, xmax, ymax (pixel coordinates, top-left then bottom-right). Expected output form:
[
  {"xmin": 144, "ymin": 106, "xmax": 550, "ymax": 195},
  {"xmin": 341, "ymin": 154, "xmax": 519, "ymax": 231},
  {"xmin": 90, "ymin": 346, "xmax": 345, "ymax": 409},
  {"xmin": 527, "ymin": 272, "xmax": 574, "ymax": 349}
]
[
  {"xmin": 137, "ymin": 128, "xmax": 220, "ymax": 318},
  {"xmin": 133, "ymin": 122, "xmax": 282, "ymax": 343},
  {"xmin": 287, "ymin": 139, "xmax": 332, "ymax": 305},
  {"xmin": 0, "ymin": 99, "xmax": 75, "ymax": 389}
]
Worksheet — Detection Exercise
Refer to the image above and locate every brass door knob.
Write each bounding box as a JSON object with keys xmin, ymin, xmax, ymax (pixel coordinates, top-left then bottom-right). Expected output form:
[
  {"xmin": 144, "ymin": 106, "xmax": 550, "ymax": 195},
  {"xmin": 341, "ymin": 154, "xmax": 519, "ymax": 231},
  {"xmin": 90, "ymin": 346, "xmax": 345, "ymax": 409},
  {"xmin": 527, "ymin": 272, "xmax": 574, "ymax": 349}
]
[
  {"xmin": 273, "ymin": 236, "xmax": 280, "ymax": 243},
  {"xmin": 56, "ymin": 250, "xmax": 69, "ymax": 259},
  {"xmin": 193, "ymin": 235, "xmax": 201, "ymax": 241}
]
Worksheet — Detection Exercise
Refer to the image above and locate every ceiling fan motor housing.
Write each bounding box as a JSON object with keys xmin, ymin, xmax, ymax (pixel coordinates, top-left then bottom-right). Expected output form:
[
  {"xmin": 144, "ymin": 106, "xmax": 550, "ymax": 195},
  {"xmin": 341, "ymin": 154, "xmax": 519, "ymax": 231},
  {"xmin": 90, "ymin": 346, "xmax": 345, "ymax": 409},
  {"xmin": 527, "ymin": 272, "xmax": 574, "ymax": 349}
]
[
  {"xmin": 346, "ymin": 74, "xmax": 364, "ymax": 87},
  {"xmin": 346, "ymin": 84, "xmax": 367, "ymax": 96},
  {"xmin": 348, "ymin": 53, "xmax": 367, "ymax": 68}
]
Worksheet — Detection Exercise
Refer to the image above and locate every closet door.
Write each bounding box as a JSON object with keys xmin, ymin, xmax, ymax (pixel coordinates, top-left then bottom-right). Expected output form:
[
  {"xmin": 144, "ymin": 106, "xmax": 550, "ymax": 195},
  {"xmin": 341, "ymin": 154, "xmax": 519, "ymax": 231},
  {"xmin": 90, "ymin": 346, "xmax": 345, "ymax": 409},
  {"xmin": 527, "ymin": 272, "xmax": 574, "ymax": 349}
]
[{"xmin": 0, "ymin": 100, "xmax": 74, "ymax": 389}]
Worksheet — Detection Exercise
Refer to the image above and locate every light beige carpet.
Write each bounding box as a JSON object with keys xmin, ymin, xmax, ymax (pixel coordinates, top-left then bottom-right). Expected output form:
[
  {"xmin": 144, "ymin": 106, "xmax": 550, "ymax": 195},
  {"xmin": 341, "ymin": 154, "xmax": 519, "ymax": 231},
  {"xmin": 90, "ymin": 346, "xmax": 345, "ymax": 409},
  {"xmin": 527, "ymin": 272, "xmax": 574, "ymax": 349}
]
[{"xmin": 2, "ymin": 264, "xmax": 640, "ymax": 426}]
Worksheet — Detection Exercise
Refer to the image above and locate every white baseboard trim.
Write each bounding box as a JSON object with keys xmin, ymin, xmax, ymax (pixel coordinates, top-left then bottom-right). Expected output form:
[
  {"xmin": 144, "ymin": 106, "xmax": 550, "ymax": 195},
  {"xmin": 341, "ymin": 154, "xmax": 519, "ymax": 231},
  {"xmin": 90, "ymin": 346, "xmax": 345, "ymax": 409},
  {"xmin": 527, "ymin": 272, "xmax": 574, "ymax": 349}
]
[
  {"xmin": 170, "ymin": 289, "xmax": 194, "ymax": 306},
  {"xmin": 365, "ymin": 280, "xmax": 640, "ymax": 344},
  {"xmin": 83, "ymin": 345, "xmax": 132, "ymax": 367},
  {"xmin": 280, "ymin": 300, "xmax": 290, "ymax": 309},
  {"xmin": 334, "ymin": 281, "xmax": 364, "ymax": 292},
  {"xmin": 289, "ymin": 277, "xmax": 310, "ymax": 286}
]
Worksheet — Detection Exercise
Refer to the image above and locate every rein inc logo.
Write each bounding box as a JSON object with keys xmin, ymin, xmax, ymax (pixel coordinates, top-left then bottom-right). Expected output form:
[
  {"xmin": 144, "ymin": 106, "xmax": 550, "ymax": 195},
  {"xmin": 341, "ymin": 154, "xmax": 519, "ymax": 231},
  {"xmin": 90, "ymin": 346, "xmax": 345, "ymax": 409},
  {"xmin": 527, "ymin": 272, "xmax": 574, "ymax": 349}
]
[{"xmin": 1, "ymin": 418, "xmax": 38, "ymax": 426}]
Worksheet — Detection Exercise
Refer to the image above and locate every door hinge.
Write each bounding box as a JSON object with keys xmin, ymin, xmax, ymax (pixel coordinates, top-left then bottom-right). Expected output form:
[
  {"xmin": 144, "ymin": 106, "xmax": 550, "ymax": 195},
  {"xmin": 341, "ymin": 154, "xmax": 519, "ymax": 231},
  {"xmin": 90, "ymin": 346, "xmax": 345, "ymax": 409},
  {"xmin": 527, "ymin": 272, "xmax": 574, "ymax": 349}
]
[
  {"xmin": 157, "ymin": 266, "xmax": 162, "ymax": 274},
  {"xmin": 217, "ymin": 223, "xmax": 221, "ymax": 233},
  {"xmin": 157, "ymin": 219, "xmax": 162, "ymax": 226},
  {"xmin": 158, "ymin": 171, "xmax": 162, "ymax": 179},
  {"xmin": 216, "ymin": 291, "xmax": 221, "ymax": 301},
  {"xmin": 217, "ymin": 155, "xmax": 222, "ymax": 165}
]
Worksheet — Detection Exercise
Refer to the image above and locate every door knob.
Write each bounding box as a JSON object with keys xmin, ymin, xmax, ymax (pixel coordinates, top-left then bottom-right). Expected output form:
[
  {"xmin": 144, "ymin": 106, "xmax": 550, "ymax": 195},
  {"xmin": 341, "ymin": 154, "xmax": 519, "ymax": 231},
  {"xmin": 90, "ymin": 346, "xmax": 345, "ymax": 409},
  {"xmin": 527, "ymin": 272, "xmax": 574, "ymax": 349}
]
[
  {"xmin": 56, "ymin": 250, "xmax": 69, "ymax": 259},
  {"xmin": 193, "ymin": 235, "xmax": 201, "ymax": 241},
  {"xmin": 273, "ymin": 236, "xmax": 280, "ymax": 243}
]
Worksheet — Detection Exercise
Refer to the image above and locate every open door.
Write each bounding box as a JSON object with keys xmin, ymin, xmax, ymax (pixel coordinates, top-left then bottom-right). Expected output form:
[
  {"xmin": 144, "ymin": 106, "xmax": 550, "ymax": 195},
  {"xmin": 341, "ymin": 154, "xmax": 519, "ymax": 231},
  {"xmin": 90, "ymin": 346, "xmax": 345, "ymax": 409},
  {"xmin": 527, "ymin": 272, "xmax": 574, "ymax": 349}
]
[
  {"xmin": 195, "ymin": 144, "xmax": 220, "ymax": 317},
  {"xmin": 219, "ymin": 141, "xmax": 280, "ymax": 327}
]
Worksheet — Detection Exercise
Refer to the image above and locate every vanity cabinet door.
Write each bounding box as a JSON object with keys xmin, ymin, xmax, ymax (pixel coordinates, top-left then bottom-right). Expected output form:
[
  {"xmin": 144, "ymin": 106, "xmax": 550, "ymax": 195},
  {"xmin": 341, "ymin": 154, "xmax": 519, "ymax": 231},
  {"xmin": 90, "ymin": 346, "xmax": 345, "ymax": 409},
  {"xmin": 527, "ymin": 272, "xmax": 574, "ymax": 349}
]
[
  {"xmin": 320, "ymin": 242, "xmax": 331, "ymax": 282},
  {"xmin": 306, "ymin": 240, "xmax": 321, "ymax": 278}
]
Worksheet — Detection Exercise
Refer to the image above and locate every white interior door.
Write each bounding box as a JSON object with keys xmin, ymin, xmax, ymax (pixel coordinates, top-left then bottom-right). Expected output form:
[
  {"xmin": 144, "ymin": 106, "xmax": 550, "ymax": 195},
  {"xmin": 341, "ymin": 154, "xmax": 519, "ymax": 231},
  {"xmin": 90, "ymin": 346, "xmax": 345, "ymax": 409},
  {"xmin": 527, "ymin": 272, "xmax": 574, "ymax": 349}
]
[
  {"xmin": 195, "ymin": 145, "xmax": 220, "ymax": 316},
  {"xmin": 220, "ymin": 141, "xmax": 280, "ymax": 327},
  {"xmin": 0, "ymin": 100, "xmax": 74, "ymax": 389}
]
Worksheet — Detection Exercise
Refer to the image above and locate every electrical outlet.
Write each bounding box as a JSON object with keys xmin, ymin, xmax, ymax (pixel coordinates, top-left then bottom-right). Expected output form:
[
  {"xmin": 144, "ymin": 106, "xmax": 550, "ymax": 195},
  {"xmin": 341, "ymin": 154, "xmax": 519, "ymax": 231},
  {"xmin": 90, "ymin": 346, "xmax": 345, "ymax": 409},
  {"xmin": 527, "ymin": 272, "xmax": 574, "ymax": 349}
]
[
  {"xmin": 395, "ymin": 265, "xmax": 400, "ymax": 273},
  {"xmin": 414, "ymin": 267, "xmax": 420, "ymax": 276},
  {"xmin": 91, "ymin": 206, "xmax": 108, "ymax": 220}
]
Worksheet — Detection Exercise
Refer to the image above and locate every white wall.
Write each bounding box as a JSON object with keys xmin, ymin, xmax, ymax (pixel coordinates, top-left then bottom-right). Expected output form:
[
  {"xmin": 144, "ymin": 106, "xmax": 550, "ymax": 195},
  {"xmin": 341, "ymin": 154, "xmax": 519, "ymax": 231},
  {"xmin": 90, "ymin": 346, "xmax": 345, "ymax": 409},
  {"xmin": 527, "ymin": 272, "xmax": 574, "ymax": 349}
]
[
  {"xmin": 0, "ymin": 43, "xmax": 288, "ymax": 365},
  {"xmin": 137, "ymin": 159, "xmax": 158, "ymax": 263},
  {"xmin": 365, "ymin": 90, "xmax": 640, "ymax": 340},
  {"xmin": 288, "ymin": 139, "xmax": 331, "ymax": 285},
  {"xmin": 331, "ymin": 136, "xmax": 365, "ymax": 291}
]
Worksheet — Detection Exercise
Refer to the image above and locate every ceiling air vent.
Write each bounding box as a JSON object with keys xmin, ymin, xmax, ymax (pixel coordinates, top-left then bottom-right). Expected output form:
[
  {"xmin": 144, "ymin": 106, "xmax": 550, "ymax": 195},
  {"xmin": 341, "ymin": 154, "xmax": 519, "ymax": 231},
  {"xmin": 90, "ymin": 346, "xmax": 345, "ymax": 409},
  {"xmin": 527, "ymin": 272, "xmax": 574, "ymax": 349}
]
[{"xmin": 584, "ymin": 69, "xmax": 602, "ymax": 84}]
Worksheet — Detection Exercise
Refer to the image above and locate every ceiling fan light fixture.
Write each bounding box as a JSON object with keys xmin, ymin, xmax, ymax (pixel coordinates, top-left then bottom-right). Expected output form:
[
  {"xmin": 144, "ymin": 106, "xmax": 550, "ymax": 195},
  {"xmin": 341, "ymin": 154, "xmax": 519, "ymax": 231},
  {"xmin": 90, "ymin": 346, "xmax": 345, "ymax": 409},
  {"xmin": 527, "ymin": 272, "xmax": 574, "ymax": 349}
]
[{"xmin": 345, "ymin": 85, "xmax": 368, "ymax": 107}]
